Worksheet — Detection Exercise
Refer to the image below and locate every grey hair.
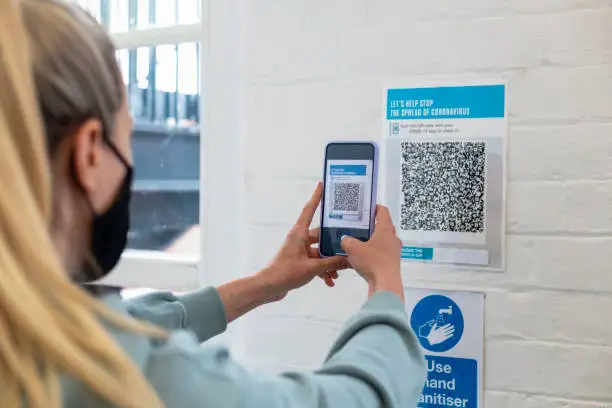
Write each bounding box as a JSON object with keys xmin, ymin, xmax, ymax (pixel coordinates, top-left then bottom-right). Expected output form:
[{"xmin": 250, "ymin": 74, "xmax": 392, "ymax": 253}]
[{"xmin": 21, "ymin": 0, "xmax": 123, "ymax": 155}]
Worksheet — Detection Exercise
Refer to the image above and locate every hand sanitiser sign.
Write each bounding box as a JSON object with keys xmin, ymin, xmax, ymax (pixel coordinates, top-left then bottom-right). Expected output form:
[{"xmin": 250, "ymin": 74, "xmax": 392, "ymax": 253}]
[{"xmin": 405, "ymin": 288, "xmax": 485, "ymax": 408}]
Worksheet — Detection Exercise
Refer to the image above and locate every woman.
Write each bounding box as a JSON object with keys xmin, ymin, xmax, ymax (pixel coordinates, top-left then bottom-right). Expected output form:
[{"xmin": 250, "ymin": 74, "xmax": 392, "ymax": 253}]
[{"xmin": 0, "ymin": 0, "xmax": 426, "ymax": 407}]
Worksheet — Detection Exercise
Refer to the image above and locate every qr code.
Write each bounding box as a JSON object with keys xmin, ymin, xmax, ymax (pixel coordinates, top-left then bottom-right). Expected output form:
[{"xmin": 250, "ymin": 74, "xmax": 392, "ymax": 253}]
[
  {"xmin": 391, "ymin": 122, "xmax": 400, "ymax": 135},
  {"xmin": 400, "ymin": 141, "xmax": 486, "ymax": 233},
  {"xmin": 333, "ymin": 183, "xmax": 362, "ymax": 212}
]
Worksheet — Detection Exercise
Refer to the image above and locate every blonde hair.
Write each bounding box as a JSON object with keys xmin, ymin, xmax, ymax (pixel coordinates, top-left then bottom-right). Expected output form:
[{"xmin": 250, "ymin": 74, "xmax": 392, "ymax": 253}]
[{"xmin": 0, "ymin": 1, "xmax": 166, "ymax": 407}]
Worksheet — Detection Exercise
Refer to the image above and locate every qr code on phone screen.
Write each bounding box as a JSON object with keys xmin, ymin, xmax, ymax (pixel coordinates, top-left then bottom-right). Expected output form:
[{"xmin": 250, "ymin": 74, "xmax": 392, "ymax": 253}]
[
  {"xmin": 400, "ymin": 141, "xmax": 486, "ymax": 233},
  {"xmin": 333, "ymin": 183, "xmax": 362, "ymax": 212}
]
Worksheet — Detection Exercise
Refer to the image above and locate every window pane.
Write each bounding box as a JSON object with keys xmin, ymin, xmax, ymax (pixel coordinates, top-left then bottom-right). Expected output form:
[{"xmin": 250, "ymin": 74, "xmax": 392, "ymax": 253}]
[
  {"xmin": 136, "ymin": 0, "xmax": 151, "ymax": 30},
  {"xmin": 117, "ymin": 43, "xmax": 201, "ymax": 255},
  {"xmin": 107, "ymin": 0, "xmax": 129, "ymax": 33},
  {"xmin": 76, "ymin": 0, "xmax": 201, "ymax": 32},
  {"xmin": 177, "ymin": 0, "xmax": 200, "ymax": 25}
]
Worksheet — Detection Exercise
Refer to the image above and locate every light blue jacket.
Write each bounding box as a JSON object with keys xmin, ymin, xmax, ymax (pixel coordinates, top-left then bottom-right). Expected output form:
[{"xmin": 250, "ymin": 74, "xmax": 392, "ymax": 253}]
[{"xmin": 62, "ymin": 287, "xmax": 426, "ymax": 407}]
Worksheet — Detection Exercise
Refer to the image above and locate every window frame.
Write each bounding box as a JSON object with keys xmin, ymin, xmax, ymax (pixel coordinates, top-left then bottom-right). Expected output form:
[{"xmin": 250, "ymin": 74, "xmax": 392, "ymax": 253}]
[{"xmin": 99, "ymin": 0, "xmax": 245, "ymax": 292}]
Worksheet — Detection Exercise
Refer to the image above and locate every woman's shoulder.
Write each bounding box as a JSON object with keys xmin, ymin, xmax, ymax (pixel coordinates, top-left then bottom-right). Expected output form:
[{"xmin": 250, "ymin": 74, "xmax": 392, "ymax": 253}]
[{"xmin": 62, "ymin": 315, "xmax": 236, "ymax": 407}]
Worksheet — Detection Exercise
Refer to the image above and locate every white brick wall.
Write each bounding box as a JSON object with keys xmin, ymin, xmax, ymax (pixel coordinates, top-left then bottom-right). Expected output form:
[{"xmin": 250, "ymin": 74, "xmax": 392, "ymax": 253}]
[{"xmin": 240, "ymin": 1, "xmax": 612, "ymax": 406}]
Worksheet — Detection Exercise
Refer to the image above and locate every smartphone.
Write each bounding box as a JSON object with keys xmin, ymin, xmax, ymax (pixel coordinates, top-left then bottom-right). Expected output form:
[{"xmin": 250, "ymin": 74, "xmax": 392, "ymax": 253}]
[{"xmin": 319, "ymin": 141, "xmax": 379, "ymax": 257}]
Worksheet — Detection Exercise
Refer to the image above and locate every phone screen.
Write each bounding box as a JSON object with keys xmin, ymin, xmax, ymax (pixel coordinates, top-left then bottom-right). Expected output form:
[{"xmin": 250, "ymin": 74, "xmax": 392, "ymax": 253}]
[{"xmin": 320, "ymin": 142, "xmax": 377, "ymax": 257}]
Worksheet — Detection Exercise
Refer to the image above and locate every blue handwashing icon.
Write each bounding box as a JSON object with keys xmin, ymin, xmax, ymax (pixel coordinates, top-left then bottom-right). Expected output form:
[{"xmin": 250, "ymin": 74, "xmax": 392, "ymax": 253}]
[{"xmin": 410, "ymin": 295, "xmax": 464, "ymax": 353}]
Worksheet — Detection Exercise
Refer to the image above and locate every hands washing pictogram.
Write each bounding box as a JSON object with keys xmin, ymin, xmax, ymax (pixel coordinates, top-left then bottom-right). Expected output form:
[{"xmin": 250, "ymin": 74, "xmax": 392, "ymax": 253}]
[{"xmin": 418, "ymin": 306, "xmax": 456, "ymax": 346}]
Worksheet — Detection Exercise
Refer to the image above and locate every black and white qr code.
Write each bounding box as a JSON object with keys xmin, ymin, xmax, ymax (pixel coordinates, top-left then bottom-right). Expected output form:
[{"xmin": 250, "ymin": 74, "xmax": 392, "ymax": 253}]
[
  {"xmin": 332, "ymin": 183, "xmax": 362, "ymax": 212},
  {"xmin": 400, "ymin": 141, "xmax": 486, "ymax": 233}
]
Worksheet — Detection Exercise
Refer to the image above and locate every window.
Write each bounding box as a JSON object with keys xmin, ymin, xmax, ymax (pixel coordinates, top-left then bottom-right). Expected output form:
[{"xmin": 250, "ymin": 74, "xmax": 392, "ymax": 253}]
[
  {"xmin": 74, "ymin": 0, "xmax": 243, "ymax": 293},
  {"xmin": 75, "ymin": 0, "xmax": 203, "ymax": 290},
  {"xmin": 116, "ymin": 43, "xmax": 201, "ymax": 255},
  {"xmin": 76, "ymin": 0, "xmax": 201, "ymax": 32}
]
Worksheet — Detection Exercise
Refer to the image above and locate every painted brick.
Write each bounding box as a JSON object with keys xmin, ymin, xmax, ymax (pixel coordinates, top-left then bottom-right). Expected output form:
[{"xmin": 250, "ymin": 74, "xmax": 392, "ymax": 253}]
[
  {"xmin": 509, "ymin": 66, "xmax": 612, "ymax": 123},
  {"xmin": 245, "ymin": 79, "xmax": 380, "ymax": 135},
  {"xmin": 246, "ymin": 0, "xmax": 367, "ymax": 34},
  {"xmin": 245, "ymin": 131, "xmax": 375, "ymax": 180},
  {"xmin": 403, "ymin": 236, "xmax": 612, "ymax": 292},
  {"xmin": 507, "ymin": 182, "xmax": 612, "ymax": 233},
  {"xmin": 543, "ymin": 10, "xmax": 612, "ymax": 67},
  {"xmin": 505, "ymin": 0, "xmax": 611, "ymax": 15},
  {"xmin": 486, "ymin": 340, "xmax": 612, "ymax": 400},
  {"xmin": 246, "ymin": 17, "xmax": 546, "ymax": 84},
  {"xmin": 485, "ymin": 291, "xmax": 612, "ymax": 347},
  {"xmin": 245, "ymin": 179, "xmax": 317, "ymax": 225},
  {"xmin": 242, "ymin": 312, "xmax": 340, "ymax": 367},
  {"xmin": 248, "ymin": 11, "xmax": 612, "ymax": 85},
  {"xmin": 260, "ymin": 272, "xmax": 368, "ymax": 324},
  {"xmin": 508, "ymin": 124, "xmax": 612, "ymax": 181},
  {"xmin": 486, "ymin": 391, "xmax": 610, "ymax": 408},
  {"xmin": 366, "ymin": 0, "xmax": 609, "ymax": 25}
]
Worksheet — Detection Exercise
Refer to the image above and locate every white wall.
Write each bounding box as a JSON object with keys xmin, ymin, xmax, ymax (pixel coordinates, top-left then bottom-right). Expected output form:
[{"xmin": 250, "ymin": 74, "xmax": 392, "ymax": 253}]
[{"xmin": 240, "ymin": 1, "xmax": 612, "ymax": 407}]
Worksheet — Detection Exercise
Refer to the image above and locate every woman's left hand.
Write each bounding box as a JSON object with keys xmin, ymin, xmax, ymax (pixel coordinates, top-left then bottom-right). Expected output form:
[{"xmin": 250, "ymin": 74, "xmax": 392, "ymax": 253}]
[{"xmin": 256, "ymin": 183, "xmax": 349, "ymax": 301}]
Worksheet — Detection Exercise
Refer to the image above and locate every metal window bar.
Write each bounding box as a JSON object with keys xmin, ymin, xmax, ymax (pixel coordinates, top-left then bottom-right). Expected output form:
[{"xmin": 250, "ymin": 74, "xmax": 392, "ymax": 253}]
[
  {"xmin": 172, "ymin": 0, "xmax": 179, "ymax": 124},
  {"xmin": 147, "ymin": 0, "xmax": 157, "ymax": 123},
  {"xmin": 107, "ymin": 1, "xmax": 202, "ymax": 128},
  {"xmin": 99, "ymin": 0, "xmax": 109, "ymax": 27},
  {"xmin": 128, "ymin": 0, "xmax": 138, "ymax": 118}
]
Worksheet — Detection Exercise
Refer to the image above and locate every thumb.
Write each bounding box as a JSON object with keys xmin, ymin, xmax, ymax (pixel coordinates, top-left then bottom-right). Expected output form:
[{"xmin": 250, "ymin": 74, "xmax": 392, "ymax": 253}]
[{"xmin": 340, "ymin": 235, "xmax": 363, "ymax": 254}]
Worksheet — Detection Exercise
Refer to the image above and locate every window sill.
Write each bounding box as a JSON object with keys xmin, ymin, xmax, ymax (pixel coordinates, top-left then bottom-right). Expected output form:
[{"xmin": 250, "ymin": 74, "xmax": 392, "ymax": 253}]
[{"xmin": 97, "ymin": 250, "xmax": 200, "ymax": 291}]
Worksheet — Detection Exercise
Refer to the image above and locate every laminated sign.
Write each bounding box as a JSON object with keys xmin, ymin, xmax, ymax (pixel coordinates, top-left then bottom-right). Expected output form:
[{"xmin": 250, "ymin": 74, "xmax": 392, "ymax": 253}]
[
  {"xmin": 384, "ymin": 82, "xmax": 507, "ymax": 270},
  {"xmin": 405, "ymin": 288, "xmax": 485, "ymax": 408}
]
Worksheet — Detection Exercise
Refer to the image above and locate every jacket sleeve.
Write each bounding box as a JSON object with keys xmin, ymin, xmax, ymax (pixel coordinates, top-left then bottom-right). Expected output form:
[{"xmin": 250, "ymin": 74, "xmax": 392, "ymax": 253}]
[
  {"xmin": 125, "ymin": 287, "xmax": 228, "ymax": 343},
  {"xmin": 144, "ymin": 291, "xmax": 426, "ymax": 408}
]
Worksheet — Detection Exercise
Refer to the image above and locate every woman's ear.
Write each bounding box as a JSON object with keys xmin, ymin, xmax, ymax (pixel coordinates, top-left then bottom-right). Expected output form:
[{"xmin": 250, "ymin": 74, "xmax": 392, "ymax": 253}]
[{"xmin": 71, "ymin": 118, "xmax": 104, "ymax": 195}]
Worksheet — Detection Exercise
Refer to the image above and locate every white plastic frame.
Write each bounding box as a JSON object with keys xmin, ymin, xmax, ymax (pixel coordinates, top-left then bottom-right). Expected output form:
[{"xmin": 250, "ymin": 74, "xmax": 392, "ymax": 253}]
[{"xmin": 100, "ymin": 0, "xmax": 245, "ymax": 292}]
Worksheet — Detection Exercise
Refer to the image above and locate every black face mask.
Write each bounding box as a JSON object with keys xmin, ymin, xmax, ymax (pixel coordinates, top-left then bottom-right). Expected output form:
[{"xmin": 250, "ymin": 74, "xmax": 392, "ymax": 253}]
[{"xmin": 84, "ymin": 140, "xmax": 133, "ymax": 280}]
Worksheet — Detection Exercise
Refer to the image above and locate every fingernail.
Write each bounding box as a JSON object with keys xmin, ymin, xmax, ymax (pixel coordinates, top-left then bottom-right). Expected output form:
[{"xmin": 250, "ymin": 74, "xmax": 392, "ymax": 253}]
[{"xmin": 340, "ymin": 235, "xmax": 348, "ymax": 241}]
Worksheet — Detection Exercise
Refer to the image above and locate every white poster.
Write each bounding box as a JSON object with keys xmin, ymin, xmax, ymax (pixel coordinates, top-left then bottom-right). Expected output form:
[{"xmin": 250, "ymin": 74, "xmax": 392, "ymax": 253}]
[
  {"xmin": 405, "ymin": 288, "xmax": 485, "ymax": 408},
  {"xmin": 384, "ymin": 82, "xmax": 507, "ymax": 270}
]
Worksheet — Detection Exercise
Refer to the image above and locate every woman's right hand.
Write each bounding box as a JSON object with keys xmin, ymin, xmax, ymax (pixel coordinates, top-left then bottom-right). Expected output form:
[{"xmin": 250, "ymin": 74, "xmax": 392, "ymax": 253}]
[{"xmin": 340, "ymin": 205, "xmax": 404, "ymax": 302}]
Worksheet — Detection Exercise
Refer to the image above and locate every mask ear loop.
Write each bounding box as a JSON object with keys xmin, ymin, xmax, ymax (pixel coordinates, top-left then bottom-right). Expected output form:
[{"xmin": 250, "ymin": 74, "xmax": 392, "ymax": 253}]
[
  {"xmin": 82, "ymin": 137, "xmax": 132, "ymax": 293},
  {"xmin": 48, "ymin": 116, "xmax": 128, "ymax": 291},
  {"xmin": 70, "ymin": 139, "xmax": 130, "ymax": 291},
  {"xmin": 102, "ymin": 135, "xmax": 131, "ymax": 170}
]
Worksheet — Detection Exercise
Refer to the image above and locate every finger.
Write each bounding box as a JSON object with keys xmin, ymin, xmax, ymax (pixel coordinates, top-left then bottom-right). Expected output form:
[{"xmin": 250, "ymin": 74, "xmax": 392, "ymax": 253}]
[
  {"xmin": 374, "ymin": 205, "xmax": 394, "ymax": 231},
  {"xmin": 307, "ymin": 228, "xmax": 320, "ymax": 245},
  {"xmin": 440, "ymin": 324, "xmax": 453, "ymax": 331},
  {"xmin": 295, "ymin": 182, "xmax": 323, "ymax": 228},
  {"xmin": 308, "ymin": 247, "xmax": 322, "ymax": 259},
  {"xmin": 318, "ymin": 270, "xmax": 333, "ymax": 279},
  {"xmin": 332, "ymin": 271, "xmax": 339, "ymax": 279},
  {"xmin": 442, "ymin": 326, "xmax": 455, "ymax": 334},
  {"xmin": 324, "ymin": 276, "xmax": 336, "ymax": 287},
  {"xmin": 340, "ymin": 235, "xmax": 363, "ymax": 254},
  {"xmin": 308, "ymin": 248, "xmax": 350, "ymax": 269}
]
